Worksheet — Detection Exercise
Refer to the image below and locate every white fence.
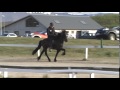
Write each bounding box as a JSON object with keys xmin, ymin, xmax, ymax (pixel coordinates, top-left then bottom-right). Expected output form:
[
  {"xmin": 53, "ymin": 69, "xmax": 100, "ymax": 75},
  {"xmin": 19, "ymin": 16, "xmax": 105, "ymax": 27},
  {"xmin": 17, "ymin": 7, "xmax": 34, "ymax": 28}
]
[{"xmin": 0, "ymin": 67, "xmax": 119, "ymax": 78}]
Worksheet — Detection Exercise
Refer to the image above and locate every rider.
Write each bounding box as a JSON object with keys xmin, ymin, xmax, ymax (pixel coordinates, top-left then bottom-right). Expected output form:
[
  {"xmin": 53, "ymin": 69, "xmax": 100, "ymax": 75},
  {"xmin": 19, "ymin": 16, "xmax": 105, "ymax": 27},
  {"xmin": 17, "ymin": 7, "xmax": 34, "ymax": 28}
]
[{"xmin": 47, "ymin": 22, "xmax": 56, "ymax": 51}]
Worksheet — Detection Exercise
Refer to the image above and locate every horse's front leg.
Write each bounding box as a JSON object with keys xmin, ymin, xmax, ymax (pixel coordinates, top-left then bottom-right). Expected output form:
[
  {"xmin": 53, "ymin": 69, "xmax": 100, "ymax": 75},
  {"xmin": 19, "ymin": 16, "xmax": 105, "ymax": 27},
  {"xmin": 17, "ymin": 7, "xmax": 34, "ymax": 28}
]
[
  {"xmin": 61, "ymin": 48, "xmax": 66, "ymax": 55},
  {"xmin": 54, "ymin": 49, "xmax": 60, "ymax": 62},
  {"xmin": 45, "ymin": 49, "xmax": 51, "ymax": 62}
]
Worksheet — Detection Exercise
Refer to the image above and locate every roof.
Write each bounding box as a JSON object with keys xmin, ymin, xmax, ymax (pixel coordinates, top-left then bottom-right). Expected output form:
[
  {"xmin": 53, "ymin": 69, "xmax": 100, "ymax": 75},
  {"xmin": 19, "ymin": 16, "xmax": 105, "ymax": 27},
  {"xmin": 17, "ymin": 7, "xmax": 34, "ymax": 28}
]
[
  {"xmin": 32, "ymin": 15, "xmax": 103, "ymax": 30},
  {"xmin": 3, "ymin": 15, "xmax": 103, "ymax": 30}
]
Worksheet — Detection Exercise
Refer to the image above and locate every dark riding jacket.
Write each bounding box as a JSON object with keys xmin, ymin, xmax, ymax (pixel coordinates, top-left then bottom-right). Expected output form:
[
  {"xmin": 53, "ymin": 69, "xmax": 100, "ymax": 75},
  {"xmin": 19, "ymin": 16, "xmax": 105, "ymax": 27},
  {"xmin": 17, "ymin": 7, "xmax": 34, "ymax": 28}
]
[
  {"xmin": 47, "ymin": 26, "xmax": 55, "ymax": 36},
  {"xmin": 47, "ymin": 26, "xmax": 56, "ymax": 48}
]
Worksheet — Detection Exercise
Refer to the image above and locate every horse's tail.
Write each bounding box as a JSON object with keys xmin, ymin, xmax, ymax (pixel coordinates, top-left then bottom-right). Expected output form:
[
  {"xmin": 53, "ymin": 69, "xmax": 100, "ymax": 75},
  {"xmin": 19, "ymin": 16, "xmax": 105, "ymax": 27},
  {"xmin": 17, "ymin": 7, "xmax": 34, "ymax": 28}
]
[{"xmin": 32, "ymin": 40, "xmax": 42, "ymax": 55}]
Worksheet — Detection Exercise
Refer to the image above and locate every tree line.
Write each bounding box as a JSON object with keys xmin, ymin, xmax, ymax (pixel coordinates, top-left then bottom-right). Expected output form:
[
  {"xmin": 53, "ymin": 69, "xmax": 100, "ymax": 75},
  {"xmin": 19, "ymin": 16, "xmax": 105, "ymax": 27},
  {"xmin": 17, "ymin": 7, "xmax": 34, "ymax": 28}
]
[{"xmin": 91, "ymin": 14, "xmax": 119, "ymax": 28}]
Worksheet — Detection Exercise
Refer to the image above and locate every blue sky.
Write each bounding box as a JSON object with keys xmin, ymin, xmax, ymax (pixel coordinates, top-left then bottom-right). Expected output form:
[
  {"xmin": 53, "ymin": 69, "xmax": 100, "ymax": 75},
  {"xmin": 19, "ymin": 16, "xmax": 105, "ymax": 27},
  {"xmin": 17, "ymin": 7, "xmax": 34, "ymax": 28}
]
[
  {"xmin": 54, "ymin": 12, "xmax": 119, "ymax": 14},
  {"xmin": 37, "ymin": 12, "xmax": 119, "ymax": 15}
]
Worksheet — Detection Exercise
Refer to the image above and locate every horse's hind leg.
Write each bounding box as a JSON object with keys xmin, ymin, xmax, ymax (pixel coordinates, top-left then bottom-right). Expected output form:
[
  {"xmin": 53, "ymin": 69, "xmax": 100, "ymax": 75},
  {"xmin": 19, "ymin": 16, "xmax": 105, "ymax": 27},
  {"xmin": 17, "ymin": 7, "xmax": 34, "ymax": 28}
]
[
  {"xmin": 32, "ymin": 47, "xmax": 39, "ymax": 55},
  {"xmin": 32, "ymin": 41, "xmax": 42, "ymax": 55},
  {"xmin": 45, "ymin": 49, "xmax": 51, "ymax": 62},
  {"xmin": 37, "ymin": 49, "xmax": 45, "ymax": 61}
]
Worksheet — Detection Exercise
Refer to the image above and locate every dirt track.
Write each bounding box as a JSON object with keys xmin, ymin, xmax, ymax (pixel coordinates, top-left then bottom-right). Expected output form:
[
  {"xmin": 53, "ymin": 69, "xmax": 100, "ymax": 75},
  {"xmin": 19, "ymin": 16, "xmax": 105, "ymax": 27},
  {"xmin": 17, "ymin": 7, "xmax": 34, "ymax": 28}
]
[
  {"xmin": 0, "ymin": 56, "xmax": 119, "ymax": 67},
  {"xmin": 0, "ymin": 56, "xmax": 119, "ymax": 78}
]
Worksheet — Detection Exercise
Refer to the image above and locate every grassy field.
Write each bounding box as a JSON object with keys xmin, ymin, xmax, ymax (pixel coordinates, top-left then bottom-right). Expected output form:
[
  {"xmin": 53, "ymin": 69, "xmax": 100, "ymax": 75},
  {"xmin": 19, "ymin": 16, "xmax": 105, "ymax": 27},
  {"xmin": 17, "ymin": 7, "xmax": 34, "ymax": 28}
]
[
  {"xmin": 0, "ymin": 37, "xmax": 119, "ymax": 58},
  {"xmin": 0, "ymin": 37, "xmax": 119, "ymax": 45}
]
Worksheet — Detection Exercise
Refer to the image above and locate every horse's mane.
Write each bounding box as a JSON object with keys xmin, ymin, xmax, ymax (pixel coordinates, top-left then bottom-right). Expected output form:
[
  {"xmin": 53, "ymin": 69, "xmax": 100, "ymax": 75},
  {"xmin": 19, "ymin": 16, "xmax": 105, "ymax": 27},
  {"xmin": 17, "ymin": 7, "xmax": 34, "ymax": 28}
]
[
  {"xmin": 43, "ymin": 30, "xmax": 66, "ymax": 42},
  {"xmin": 54, "ymin": 30, "xmax": 66, "ymax": 41},
  {"xmin": 54, "ymin": 32, "xmax": 62, "ymax": 40}
]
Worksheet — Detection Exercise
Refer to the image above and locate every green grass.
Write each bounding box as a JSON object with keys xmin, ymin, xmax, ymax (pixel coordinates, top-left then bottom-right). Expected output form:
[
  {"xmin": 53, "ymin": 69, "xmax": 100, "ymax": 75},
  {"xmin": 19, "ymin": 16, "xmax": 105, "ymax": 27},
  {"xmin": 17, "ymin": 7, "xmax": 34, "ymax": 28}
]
[
  {"xmin": 0, "ymin": 37, "xmax": 40, "ymax": 44},
  {"xmin": 0, "ymin": 37, "xmax": 119, "ymax": 58},
  {"xmin": 0, "ymin": 37, "xmax": 119, "ymax": 45}
]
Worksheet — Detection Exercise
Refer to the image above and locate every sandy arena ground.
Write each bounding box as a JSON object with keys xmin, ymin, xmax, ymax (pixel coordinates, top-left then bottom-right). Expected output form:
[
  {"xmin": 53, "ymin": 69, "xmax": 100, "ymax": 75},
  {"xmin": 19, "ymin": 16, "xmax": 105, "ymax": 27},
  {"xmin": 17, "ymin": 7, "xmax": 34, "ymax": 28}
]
[{"xmin": 0, "ymin": 56, "xmax": 119, "ymax": 78}]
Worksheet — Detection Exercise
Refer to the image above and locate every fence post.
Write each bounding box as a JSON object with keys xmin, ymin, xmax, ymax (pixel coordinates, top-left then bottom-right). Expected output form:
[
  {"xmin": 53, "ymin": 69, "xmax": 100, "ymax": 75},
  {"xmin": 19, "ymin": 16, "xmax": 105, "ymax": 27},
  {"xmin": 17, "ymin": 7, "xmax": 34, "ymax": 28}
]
[
  {"xmin": 84, "ymin": 48, "xmax": 88, "ymax": 60},
  {"xmin": 90, "ymin": 73, "xmax": 95, "ymax": 78},
  {"xmin": 0, "ymin": 71, "xmax": 2, "ymax": 74},
  {"xmin": 100, "ymin": 38, "xmax": 103, "ymax": 48},
  {"xmin": 0, "ymin": 71, "xmax": 2, "ymax": 77},
  {"xmin": 3, "ymin": 69, "xmax": 8, "ymax": 78},
  {"xmin": 37, "ymin": 49, "xmax": 40, "ymax": 57},
  {"xmin": 69, "ymin": 72, "xmax": 76, "ymax": 78},
  {"xmin": 69, "ymin": 73, "xmax": 73, "ymax": 78},
  {"xmin": 72, "ymin": 72, "xmax": 76, "ymax": 78},
  {"xmin": 68, "ymin": 67, "xmax": 76, "ymax": 78}
]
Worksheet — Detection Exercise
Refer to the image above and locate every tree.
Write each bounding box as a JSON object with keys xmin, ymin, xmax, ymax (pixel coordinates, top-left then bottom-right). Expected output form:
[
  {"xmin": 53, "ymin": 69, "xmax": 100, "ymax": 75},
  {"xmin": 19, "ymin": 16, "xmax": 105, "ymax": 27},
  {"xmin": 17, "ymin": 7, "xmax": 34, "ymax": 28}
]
[{"xmin": 91, "ymin": 14, "xmax": 119, "ymax": 28}]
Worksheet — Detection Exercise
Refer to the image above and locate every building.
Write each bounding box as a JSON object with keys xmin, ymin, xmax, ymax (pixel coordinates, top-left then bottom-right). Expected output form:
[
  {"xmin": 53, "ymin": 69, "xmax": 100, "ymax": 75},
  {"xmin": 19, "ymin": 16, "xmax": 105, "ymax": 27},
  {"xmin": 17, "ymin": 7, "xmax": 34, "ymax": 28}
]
[{"xmin": 2, "ymin": 15, "xmax": 103, "ymax": 38}]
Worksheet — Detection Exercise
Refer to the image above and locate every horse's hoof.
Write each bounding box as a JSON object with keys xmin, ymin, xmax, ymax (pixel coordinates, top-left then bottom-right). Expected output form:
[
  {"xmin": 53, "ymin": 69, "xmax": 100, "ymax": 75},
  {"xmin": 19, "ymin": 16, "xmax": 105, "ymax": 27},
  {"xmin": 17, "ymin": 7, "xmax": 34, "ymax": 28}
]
[
  {"xmin": 37, "ymin": 57, "xmax": 40, "ymax": 61},
  {"xmin": 32, "ymin": 51, "xmax": 35, "ymax": 55},
  {"xmin": 54, "ymin": 60, "xmax": 57, "ymax": 62},
  {"xmin": 32, "ymin": 52, "xmax": 34, "ymax": 55},
  {"xmin": 62, "ymin": 53, "xmax": 65, "ymax": 55}
]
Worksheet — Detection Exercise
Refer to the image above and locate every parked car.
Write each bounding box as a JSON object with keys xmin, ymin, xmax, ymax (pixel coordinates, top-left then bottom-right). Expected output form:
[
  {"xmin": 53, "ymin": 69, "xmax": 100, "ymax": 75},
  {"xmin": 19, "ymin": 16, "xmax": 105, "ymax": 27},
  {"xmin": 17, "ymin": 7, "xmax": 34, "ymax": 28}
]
[
  {"xmin": 32, "ymin": 31, "xmax": 48, "ymax": 38},
  {"xmin": 0, "ymin": 33, "xmax": 18, "ymax": 37},
  {"xmin": 95, "ymin": 27, "xmax": 119, "ymax": 40},
  {"xmin": 67, "ymin": 34, "xmax": 75, "ymax": 39}
]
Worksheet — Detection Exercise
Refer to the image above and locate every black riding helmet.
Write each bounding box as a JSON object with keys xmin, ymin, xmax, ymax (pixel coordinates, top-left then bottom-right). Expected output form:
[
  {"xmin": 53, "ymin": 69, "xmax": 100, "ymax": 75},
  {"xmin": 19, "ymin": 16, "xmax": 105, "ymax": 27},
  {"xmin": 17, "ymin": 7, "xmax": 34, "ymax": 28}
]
[{"xmin": 50, "ymin": 22, "xmax": 54, "ymax": 26}]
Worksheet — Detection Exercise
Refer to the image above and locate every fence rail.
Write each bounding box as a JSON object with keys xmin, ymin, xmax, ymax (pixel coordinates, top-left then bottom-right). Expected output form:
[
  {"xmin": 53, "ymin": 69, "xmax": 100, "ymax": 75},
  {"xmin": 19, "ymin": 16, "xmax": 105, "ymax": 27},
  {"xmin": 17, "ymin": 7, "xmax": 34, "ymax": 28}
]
[
  {"xmin": 0, "ymin": 67, "xmax": 119, "ymax": 78},
  {"xmin": 0, "ymin": 44, "xmax": 119, "ymax": 48}
]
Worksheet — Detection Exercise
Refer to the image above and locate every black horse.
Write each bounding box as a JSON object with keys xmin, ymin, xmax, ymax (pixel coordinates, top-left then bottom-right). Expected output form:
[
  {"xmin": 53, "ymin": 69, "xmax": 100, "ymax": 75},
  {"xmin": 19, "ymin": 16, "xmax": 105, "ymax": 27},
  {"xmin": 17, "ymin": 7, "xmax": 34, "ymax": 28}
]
[{"xmin": 32, "ymin": 30, "xmax": 68, "ymax": 62}]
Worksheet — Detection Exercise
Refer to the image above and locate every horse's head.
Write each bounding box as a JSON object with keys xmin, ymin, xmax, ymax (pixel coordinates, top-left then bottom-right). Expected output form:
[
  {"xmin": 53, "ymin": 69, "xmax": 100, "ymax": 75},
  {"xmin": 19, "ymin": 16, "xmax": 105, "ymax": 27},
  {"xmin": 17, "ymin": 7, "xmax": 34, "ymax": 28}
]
[{"xmin": 61, "ymin": 30, "xmax": 68, "ymax": 42}]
